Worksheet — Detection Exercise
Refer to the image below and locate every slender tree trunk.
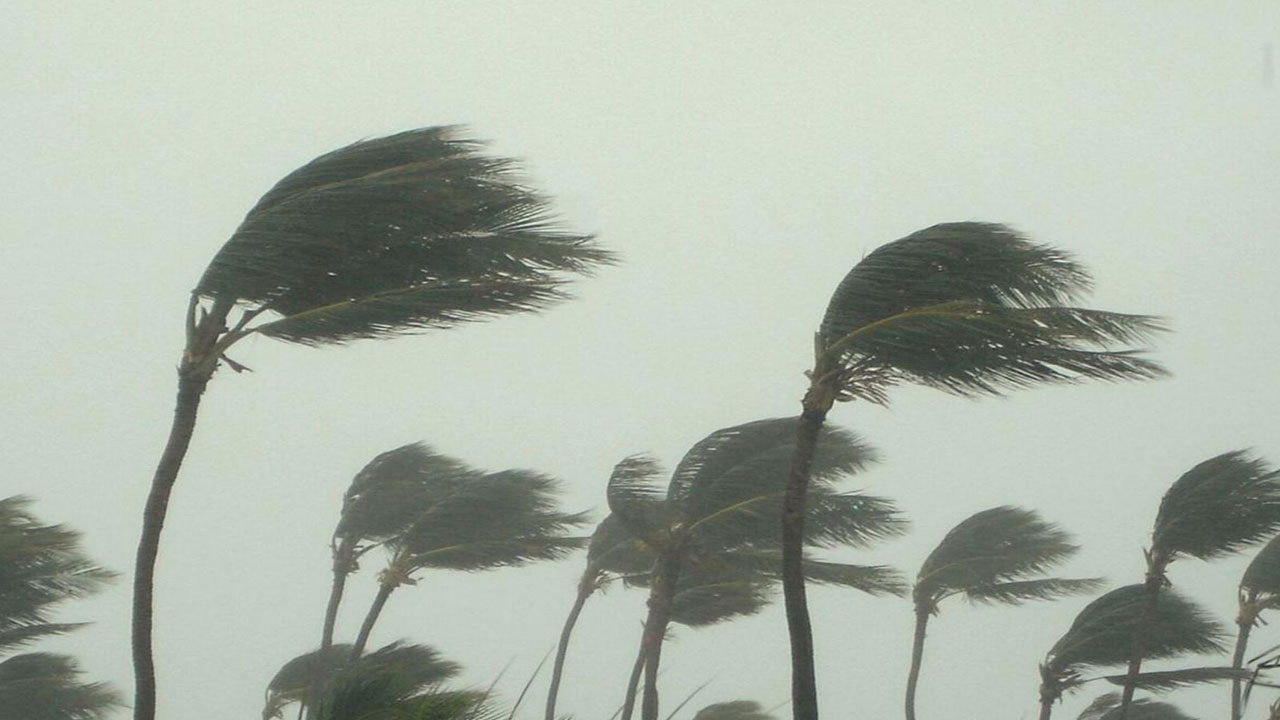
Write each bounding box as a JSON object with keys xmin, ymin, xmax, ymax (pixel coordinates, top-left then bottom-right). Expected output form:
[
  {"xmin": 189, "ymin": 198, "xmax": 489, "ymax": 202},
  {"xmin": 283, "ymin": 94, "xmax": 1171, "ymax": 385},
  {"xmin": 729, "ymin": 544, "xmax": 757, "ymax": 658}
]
[
  {"xmin": 321, "ymin": 568, "xmax": 351, "ymax": 651},
  {"xmin": 1118, "ymin": 566, "xmax": 1165, "ymax": 720},
  {"xmin": 904, "ymin": 606, "xmax": 930, "ymax": 720},
  {"xmin": 1038, "ymin": 698, "xmax": 1054, "ymax": 720},
  {"xmin": 545, "ymin": 576, "xmax": 596, "ymax": 720},
  {"xmin": 620, "ymin": 628, "xmax": 648, "ymax": 720},
  {"xmin": 783, "ymin": 371, "xmax": 837, "ymax": 720},
  {"xmin": 640, "ymin": 557, "xmax": 679, "ymax": 720},
  {"xmin": 351, "ymin": 582, "xmax": 396, "ymax": 660},
  {"xmin": 1232, "ymin": 604, "xmax": 1258, "ymax": 720}
]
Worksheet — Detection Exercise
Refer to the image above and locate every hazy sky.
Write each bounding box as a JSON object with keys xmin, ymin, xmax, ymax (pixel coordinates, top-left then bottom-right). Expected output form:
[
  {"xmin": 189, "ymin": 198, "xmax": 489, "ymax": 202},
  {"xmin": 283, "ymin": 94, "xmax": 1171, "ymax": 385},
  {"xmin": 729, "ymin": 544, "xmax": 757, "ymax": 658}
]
[{"xmin": 3, "ymin": 3, "xmax": 1279, "ymax": 719}]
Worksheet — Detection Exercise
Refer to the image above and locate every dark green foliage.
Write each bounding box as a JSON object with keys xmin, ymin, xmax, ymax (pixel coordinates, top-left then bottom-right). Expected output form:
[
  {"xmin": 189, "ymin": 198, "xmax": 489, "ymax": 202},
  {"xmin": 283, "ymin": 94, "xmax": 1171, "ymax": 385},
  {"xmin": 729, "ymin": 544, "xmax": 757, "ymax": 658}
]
[
  {"xmin": 312, "ymin": 663, "xmax": 497, "ymax": 720},
  {"xmin": 0, "ymin": 653, "xmax": 122, "ymax": 720},
  {"xmin": 692, "ymin": 700, "xmax": 777, "ymax": 720},
  {"xmin": 1151, "ymin": 452, "xmax": 1280, "ymax": 565},
  {"xmin": 914, "ymin": 506, "xmax": 1100, "ymax": 613},
  {"xmin": 815, "ymin": 222, "xmax": 1165, "ymax": 404},
  {"xmin": 196, "ymin": 126, "xmax": 615, "ymax": 346},
  {"xmin": 1241, "ymin": 533, "xmax": 1280, "ymax": 604},
  {"xmin": 1077, "ymin": 692, "xmax": 1196, "ymax": 720},
  {"xmin": 1099, "ymin": 667, "xmax": 1250, "ymax": 692}
]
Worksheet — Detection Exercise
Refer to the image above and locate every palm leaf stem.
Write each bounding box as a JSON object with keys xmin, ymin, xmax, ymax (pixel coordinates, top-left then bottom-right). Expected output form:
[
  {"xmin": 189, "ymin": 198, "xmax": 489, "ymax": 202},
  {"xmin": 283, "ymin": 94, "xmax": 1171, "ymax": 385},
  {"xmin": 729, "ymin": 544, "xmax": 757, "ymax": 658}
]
[
  {"xmin": 544, "ymin": 573, "xmax": 598, "ymax": 720},
  {"xmin": 1232, "ymin": 599, "xmax": 1259, "ymax": 720},
  {"xmin": 1118, "ymin": 564, "xmax": 1167, "ymax": 719},
  {"xmin": 351, "ymin": 582, "xmax": 397, "ymax": 660},
  {"xmin": 641, "ymin": 555, "xmax": 682, "ymax": 720},
  {"xmin": 904, "ymin": 606, "xmax": 930, "ymax": 720},
  {"xmin": 132, "ymin": 295, "xmax": 234, "ymax": 720},
  {"xmin": 782, "ymin": 357, "xmax": 840, "ymax": 720}
]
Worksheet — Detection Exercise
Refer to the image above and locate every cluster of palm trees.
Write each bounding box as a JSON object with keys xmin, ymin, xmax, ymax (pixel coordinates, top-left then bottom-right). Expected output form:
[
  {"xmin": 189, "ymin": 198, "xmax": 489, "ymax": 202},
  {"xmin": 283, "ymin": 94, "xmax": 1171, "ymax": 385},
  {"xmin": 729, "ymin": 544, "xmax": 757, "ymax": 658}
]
[{"xmin": 92, "ymin": 123, "xmax": 1269, "ymax": 720}]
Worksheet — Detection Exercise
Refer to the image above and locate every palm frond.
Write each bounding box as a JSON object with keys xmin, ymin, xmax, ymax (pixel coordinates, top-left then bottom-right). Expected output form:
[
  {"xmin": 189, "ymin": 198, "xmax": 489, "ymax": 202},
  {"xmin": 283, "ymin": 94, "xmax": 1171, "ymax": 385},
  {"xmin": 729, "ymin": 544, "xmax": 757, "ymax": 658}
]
[
  {"xmin": 195, "ymin": 126, "xmax": 615, "ymax": 346},
  {"xmin": 692, "ymin": 700, "xmax": 776, "ymax": 720},
  {"xmin": 710, "ymin": 549, "xmax": 909, "ymax": 597},
  {"xmin": 1076, "ymin": 692, "xmax": 1196, "ymax": 720},
  {"xmin": 587, "ymin": 515, "xmax": 656, "ymax": 578},
  {"xmin": 1241, "ymin": 533, "xmax": 1280, "ymax": 613},
  {"xmin": 1099, "ymin": 666, "xmax": 1250, "ymax": 692},
  {"xmin": 0, "ymin": 624, "xmax": 87, "ymax": 656},
  {"xmin": 1152, "ymin": 451, "xmax": 1280, "ymax": 563},
  {"xmin": 785, "ymin": 490, "xmax": 908, "ymax": 550},
  {"xmin": 914, "ymin": 506, "xmax": 1090, "ymax": 610},
  {"xmin": 815, "ymin": 223, "xmax": 1166, "ymax": 402},
  {"xmin": 669, "ymin": 574, "xmax": 774, "ymax": 627},
  {"xmin": 605, "ymin": 454, "xmax": 673, "ymax": 545},
  {"xmin": 0, "ymin": 652, "xmax": 123, "ymax": 720}
]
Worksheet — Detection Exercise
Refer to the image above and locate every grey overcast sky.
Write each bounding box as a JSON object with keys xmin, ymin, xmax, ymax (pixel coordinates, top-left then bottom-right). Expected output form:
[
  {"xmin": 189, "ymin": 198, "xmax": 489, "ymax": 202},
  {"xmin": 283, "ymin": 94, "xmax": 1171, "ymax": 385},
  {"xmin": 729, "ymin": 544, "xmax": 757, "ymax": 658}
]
[{"xmin": 3, "ymin": 3, "xmax": 1278, "ymax": 719}]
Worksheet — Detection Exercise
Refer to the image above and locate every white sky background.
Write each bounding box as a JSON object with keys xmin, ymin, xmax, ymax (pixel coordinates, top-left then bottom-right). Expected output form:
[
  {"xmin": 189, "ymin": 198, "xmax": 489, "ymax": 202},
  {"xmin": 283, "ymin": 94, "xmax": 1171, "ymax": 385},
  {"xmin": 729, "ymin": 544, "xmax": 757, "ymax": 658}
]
[{"xmin": 3, "ymin": 3, "xmax": 1279, "ymax": 719}]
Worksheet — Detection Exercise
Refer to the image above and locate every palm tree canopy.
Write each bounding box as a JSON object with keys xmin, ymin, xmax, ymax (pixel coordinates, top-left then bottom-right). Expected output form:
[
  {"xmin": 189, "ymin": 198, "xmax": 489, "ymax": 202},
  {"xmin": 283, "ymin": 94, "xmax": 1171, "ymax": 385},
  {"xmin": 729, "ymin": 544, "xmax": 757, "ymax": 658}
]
[
  {"xmin": 692, "ymin": 700, "xmax": 777, "ymax": 720},
  {"xmin": 1044, "ymin": 585, "xmax": 1227, "ymax": 679},
  {"xmin": 311, "ymin": 659, "xmax": 495, "ymax": 720},
  {"xmin": 0, "ymin": 653, "xmax": 123, "ymax": 720},
  {"xmin": 1077, "ymin": 692, "xmax": 1197, "ymax": 720},
  {"xmin": 667, "ymin": 571, "xmax": 774, "ymax": 627},
  {"xmin": 815, "ymin": 222, "xmax": 1165, "ymax": 403},
  {"xmin": 1151, "ymin": 451, "xmax": 1280, "ymax": 564},
  {"xmin": 0, "ymin": 496, "xmax": 116, "ymax": 654},
  {"xmin": 193, "ymin": 126, "xmax": 615, "ymax": 346},
  {"xmin": 913, "ymin": 506, "xmax": 1100, "ymax": 612},
  {"xmin": 1241, "ymin": 533, "xmax": 1280, "ymax": 612}
]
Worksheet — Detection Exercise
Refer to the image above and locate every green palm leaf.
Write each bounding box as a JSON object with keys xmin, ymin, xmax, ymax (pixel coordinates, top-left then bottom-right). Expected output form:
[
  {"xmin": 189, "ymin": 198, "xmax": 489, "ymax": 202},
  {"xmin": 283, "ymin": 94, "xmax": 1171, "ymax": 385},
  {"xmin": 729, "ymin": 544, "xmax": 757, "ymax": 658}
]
[
  {"xmin": 1241, "ymin": 533, "xmax": 1280, "ymax": 606},
  {"xmin": 0, "ymin": 653, "xmax": 123, "ymax": 720},
  {"xmin": 1077, "ymin": 693, "xmax": 1196, "ymax": 720},
  {"xmin": 1151, "ymin": 451, "xmax": 1280, "ymax": 564},
  {"xmin": 1099, "ymin": 667, "xmax": 1250, "ymax": 691},
  {"xmin": 692, "ymin": 701, "xmax": 776, "ymax": 720}
]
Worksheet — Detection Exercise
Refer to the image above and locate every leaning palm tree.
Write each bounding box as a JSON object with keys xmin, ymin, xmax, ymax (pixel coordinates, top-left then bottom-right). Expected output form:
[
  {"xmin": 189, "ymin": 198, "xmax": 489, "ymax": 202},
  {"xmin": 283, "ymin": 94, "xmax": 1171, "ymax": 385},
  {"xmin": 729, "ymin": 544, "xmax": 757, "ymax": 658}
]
[
  {"xmin": 905, "ymin": 506, "xmax": 1102, "ymax": 720},
  {"xmin": 1077, "ymin": 693, "xmax": 1196, "ymax": 720},
  {"xmin": 1118, "ymin": 451, "xmax": 1280, "ymax": 718},
  {"xmin": 1233, "ymin": 534, "xmax": 1280, "ymax": 720},
  {"xmin": 1039, "ymin": 585, "xmax": 1229, "ymax": 720},
  {"xmin": 607, "ymin": 418, "xmax": 907, "ymax": 720},
  {"xmin": 0, "ymin": 496, "xmax": 121, "ymax": 720},
  {"xmin": 349, "ymin": 464, "xmax": 587, "ymax": 659},
  {"xmin": 781, "ymin": 222, "xmax": 1166, "ymax": 720}
]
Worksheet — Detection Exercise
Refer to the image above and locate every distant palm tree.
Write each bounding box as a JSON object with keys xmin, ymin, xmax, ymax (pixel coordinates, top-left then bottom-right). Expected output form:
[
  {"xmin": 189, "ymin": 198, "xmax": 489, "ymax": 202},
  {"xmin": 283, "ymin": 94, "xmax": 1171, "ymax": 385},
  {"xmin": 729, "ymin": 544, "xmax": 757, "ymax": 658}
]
[
  {"xmin": 0, "ymin": 496, "xmax": 121, "ymax": 720},
  {"xmin": 905, "ymin": 506, "xmax": 1102, "ymax": 720},
  {"xmin": 134, "ymin": 126, "xmax": 614, "ymax": 720},
  {"xmin": 1076, "ymin": 692, "xmax": 1195, "ymax": 720},
  {"xmin": 349, "ymin": 461, "xmax": 587, "ymax": 659},
  {"xmin": 606, "ymin": 418, "xmax": 907, "ymax": 720},
  {"xmin": 1233, "ymin": 534, "xmax": 1280, "ymax": 720},
  {"xmin": 1038, "ymin": 585, "xmax": 1229, "ymax": 720},
  {"xmin": 1118, "ymin": 452, "xmax": 1280, "ymax": 718},
  {"xmin": 781, "ymin": 222, "xmax": 1166, "ymax": 720}
]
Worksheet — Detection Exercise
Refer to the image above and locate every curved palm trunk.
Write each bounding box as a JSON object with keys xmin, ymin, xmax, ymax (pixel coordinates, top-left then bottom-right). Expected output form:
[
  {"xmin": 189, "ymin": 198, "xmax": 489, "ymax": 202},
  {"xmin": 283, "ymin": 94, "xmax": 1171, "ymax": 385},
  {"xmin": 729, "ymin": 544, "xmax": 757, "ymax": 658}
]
[
  {"xmin": 545, "ymin": 575, "xmax": 597, "ymax": 720},
  {"xmin": 1038, "ymin": 698, "xmax": 1054, "ymax": 720},
  {"xmin": 351, "ymin": 582, "xmax": 396, "ymax": 660},
  {"xmin": 1118, "ymin": 568, "xmax": 1165, "ymax": 720},
  {"xmin": 132, "ymin": 298, "xmax": 231, "ymax": 720},
  {"xmin": 1232, "ymin": 604, "xmax": 1258, "ymax": 720},
  {"xmin": 782, "ymin": 371, "xmax": 838, "ymax": 720},
  {"xmin": 620, "ymin": 628, "xmax": 648, "ymax": 720},
  {"xmin": 904, "ymin": 607, "xmax": 930, "ymax": 720},
  {"xmin": 640, "ymin": 557, "xmax": 680, "ymax": 720},
  {"xmin": 320, "ymin": 566, "xmax": 352, "ymax": 650}
]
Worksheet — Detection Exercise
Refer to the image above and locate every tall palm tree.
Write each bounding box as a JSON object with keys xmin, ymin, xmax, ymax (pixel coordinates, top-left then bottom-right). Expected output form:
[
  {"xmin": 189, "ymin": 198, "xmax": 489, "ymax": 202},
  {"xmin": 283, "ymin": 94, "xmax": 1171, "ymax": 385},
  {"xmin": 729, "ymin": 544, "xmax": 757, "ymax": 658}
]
[
  {"xmin": 606, "ymin": 418, "xmax": 907, "ymax": 720},
  {"xmin": 1038, "ymin": 585, "xmax": 1228, "ymax": 720},
  {"xmin": 132, "ymin": 126, "xmax": 613, "ymax": 720},
  {"xmin": 781, "ymin": 222, "xmax": 1166, "ymax": 720},
  {"xmin": 1232, "ymin": 534, "xmax": 1280, "ymax": 720},
  {"xmin": 1118, "ymin": 451, "xmax": 1280, "ymax": 718},
  {"xmin": 349, "ymin": 463, "xmax": 587, "ymax": 659},
  {"xmin": 1076, "ymin": 693, "xmax": 1195, "ymax": 720},
  {"xmin": 905, "ymin": 506, "xmax": 1102, "ymax": 720},
  {"xmin": 0, "ymin": 496, "xmax": 120, "ymax": 720}
]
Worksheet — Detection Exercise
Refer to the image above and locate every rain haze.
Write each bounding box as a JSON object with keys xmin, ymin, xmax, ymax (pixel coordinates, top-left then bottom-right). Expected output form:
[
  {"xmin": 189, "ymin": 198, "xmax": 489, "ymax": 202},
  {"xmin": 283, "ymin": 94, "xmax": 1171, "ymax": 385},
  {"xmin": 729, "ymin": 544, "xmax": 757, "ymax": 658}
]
[{"xmin": 3, "ymin": 3, "xmax": 1279, "ymax": 719}]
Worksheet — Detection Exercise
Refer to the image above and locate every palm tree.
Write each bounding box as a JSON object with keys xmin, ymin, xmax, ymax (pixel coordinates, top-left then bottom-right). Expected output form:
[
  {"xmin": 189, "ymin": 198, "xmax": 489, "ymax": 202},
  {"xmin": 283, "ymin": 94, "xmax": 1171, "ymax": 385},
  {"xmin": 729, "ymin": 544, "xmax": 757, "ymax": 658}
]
[
  {"xmin": 606, "ymin": 418, "xmax": 908, "ymax": 720},
  {"xmin": 133, "ymin": 126, "xmax": 614, "ymax": 720},
  {"xmin": 0, "ymin": 496, "xmax": 120, "ymax": 720},
  {"xmin": 692, "ymin": 701, "xmax": 778, "ymax": 720},
  {"xmin": 348, "ymin": 462, "xmax": 587, "ymax": 659},
  {"xmin": 781, "ymin": 222, "xmax": 1166, "ymax": 720},
  {"xmin": 905, "ymin": 506, "xmax": 1102, "ymax": 720},
  {"xmin": 305, "ymin": 648, "xmax": 498, "ymax": 720},
  {"xmin": 1077, "ymin": 693, "xmax": 1195, "ymax": 720},
  {"xmin": 1038, "ymin": 585, "xmax": 1229, "ymax": 720},
  {"xmin": 1118, "ymin": 451, "xmax": 1280, "ymax": 718},
  {"xmin": 264, "ymin": 641, "xmax": 459, "ymax": 720},
  {"xmin": 1233, "ymin": 534, "xmax": 1280, "ymax": 720}
]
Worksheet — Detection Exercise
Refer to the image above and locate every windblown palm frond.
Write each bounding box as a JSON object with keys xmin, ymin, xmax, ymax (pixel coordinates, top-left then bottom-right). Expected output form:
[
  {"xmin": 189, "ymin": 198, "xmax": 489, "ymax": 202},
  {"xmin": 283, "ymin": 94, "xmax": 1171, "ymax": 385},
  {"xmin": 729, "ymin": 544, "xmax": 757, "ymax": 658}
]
[
  {"xmin": 1241, "ymin": 534, "xmax": 1280, "ymax": 607},
  {"xmin": 712, "ymin": 549, "xmax": 908, "ymax": 597},
  {"xmin": 668, "ymin": 572, "xmax": 773, "ymax": 627},
  {"xmin": 605, "ymin": 455, "xmax": 672, "ymax": 547},
  {"xmin": 195, "ymin": 126, "xmax": 615, "ymax": 346},
  {"xmin": 1151, "ymin": 452, "xmax": 1280, "ymax": 564},
  {"xmin": 1099, "ymin": 667, "xmax": 1249, "ymax": 692},
  {"xmin": 313, "ymin": 664, "xmax": 496, "ymax": 720},
  {"xmin": 815, "ymin": 223, "xmax": 1166, "ymax": 404},
  {"xmin": 914, "ymin": 506, "xmax": 1099, "ymax": 612},
  {"xmin": 1077, "ymin": 692, "xmax": 1196, "ymax": 720},
  {"xmin": 0, "ymin": 653, "xmax": 123, "ymax": 720},
  {"xmin": 692, "ymin": 700, "xmax": 777, "ymax": 720}
]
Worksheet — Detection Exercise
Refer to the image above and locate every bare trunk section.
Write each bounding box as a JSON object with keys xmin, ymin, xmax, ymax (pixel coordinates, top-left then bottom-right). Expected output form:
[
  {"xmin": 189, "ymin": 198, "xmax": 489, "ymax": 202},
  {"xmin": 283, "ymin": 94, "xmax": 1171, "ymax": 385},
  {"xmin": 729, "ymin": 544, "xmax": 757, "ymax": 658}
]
[
  {"xmin": 304, "ymin": 559, "xmax": 354, "ymax": 720},
  {"xmin": 351, "ymin": 582, "xmax": 396, "ymax": 660},
  {"xmin": 620, "ymin": 629, "xmax": 648, "ymax": 720},
  {"xmin": 904, "ymin": 606, "xmax": 930, "ymax": 720},
  {"xmin": 545, "ymin": 576, "xmax": 596, "ymax": 720},
  {"xmin": 1232, "ymin": 604, "xmax": 1257, "ymax": 720},
  {"xmin": 640, "ymin": 556, "xmax": 679, "ymax": 720}
]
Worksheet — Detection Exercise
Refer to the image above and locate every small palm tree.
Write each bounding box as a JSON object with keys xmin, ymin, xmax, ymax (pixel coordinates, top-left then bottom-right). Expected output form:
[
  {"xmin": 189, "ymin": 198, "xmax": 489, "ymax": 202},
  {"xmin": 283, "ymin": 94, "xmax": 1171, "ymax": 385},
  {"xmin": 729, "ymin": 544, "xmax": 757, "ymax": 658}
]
[
  {"xmin": 1039, "ymin": 585, "xmax": 1228, "ymax": 720},
  {"xmin": 1118, "ymin": 451, "xmax": 1280, "ymax": 718},
  {"xmin": 349, "ymin": 461, "xmax": 587, "ymax": 659},
  {"xmin": 606, "ymin": 418, "xmax": 907, "ymax": 720},
  {"xmin": 1233, "ymin": 534, "xmax": 1280, "ymax": 720},
  {"xmin": 0, "ymin": 496, "xmax": 120, "ymax": 720},
  {"xmin": 781, "ymin": 222, "xmax": 1166, "ymax": 720},
  {"xmin": 1077, "ymin": 693, "xmax": 1195, "ymax": 720},
  {"xmin": 133, "ymin": 127, "xmax": 613, "ymax": 720},
  {"xmin": 905, "ymin": 506, "xmax": 1102, "ymax": 720}
]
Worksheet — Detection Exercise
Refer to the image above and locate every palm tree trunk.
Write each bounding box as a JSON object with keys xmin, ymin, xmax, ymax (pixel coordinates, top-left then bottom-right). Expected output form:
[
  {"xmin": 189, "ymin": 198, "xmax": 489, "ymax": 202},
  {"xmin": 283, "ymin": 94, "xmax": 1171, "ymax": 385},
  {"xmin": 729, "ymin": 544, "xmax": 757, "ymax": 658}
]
[
  {"xmin": 620, "ymin": 629, "xmax": 648, "ymax": 720},
  {"xmin": 1118, "ymin": 568, "xmax": 1164, "ymax": 720},
  {"xmin": 1038, "ymin": 698, "xmax": 1054, "ymax": 720},
  {"xmin": 545, "ymin": 576, "xmax": 596, "ymax": 720},
  {"xmin": 783, "ymin": 372, "xmax": 838, "ymax": 720},
  {"xmin": 321, "ymin": 565, "xmax": 351, "ymax": 651},
  {"xmin": 1232, "ymin": 605, "xmax": 1257, "ymax": 720},
  {"xmin": 904, "ymin": 607, "xmax": 930, "ymax": 720},
  {"xmin": 640, "ymin": 557, "xmax": 680, "ymax": 720},
  {"xmin": 351, "ymin": 582, "xmax": 396, "ymax": 660}
]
